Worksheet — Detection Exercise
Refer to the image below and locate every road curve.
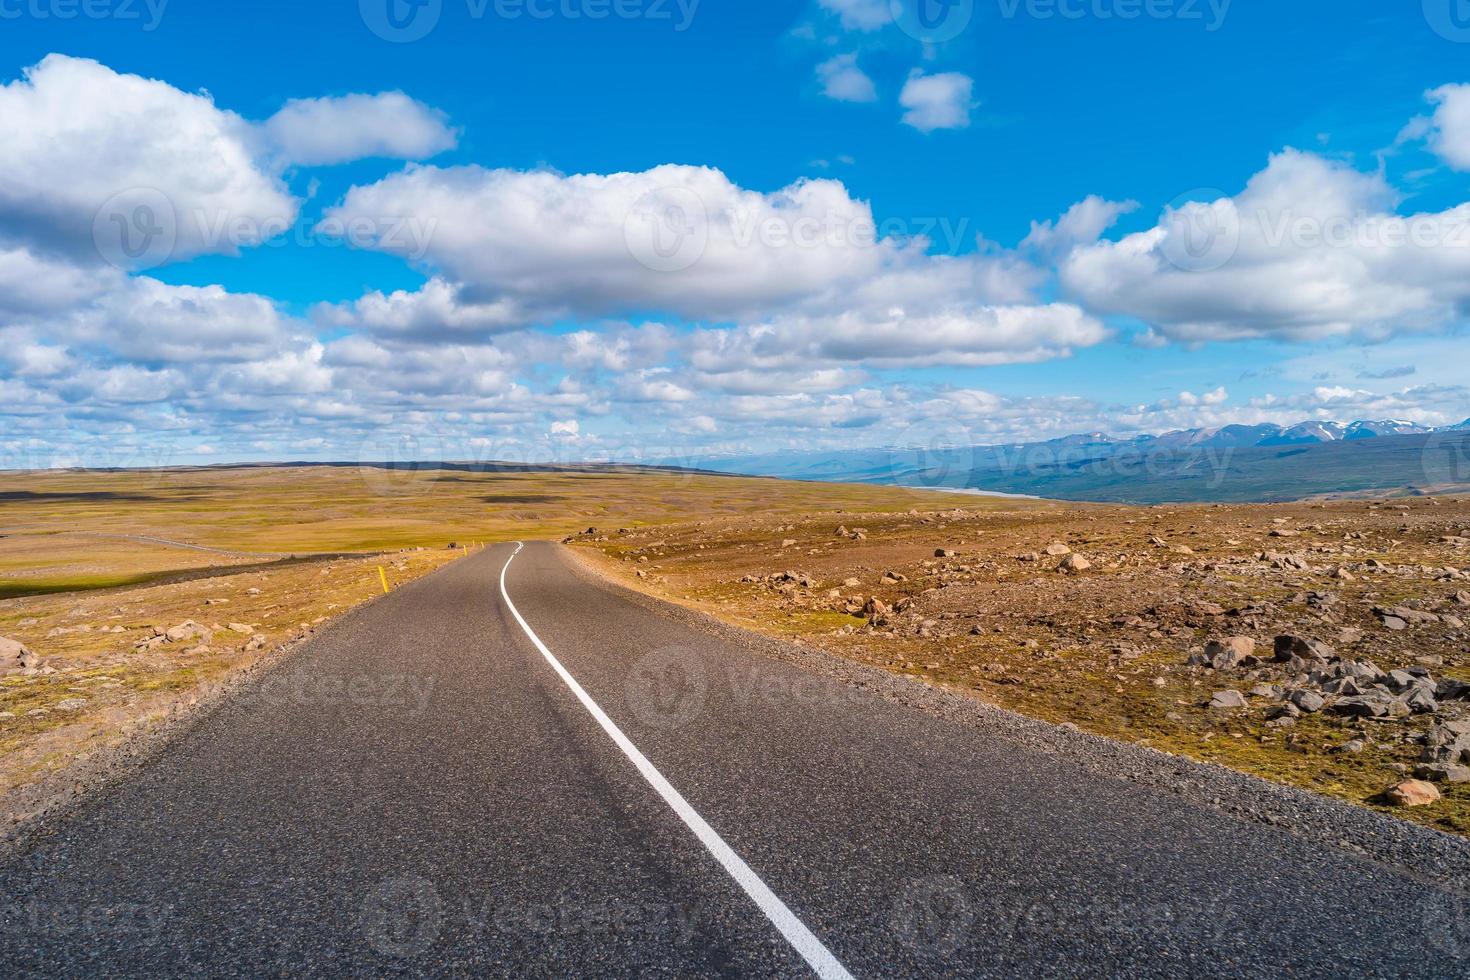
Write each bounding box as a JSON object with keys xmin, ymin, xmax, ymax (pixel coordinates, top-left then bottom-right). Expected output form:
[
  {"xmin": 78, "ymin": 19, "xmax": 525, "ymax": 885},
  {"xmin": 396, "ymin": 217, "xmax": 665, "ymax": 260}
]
[{"xmin": 2, "ymin": 541, "xmax": 1468, "ymax": 977}]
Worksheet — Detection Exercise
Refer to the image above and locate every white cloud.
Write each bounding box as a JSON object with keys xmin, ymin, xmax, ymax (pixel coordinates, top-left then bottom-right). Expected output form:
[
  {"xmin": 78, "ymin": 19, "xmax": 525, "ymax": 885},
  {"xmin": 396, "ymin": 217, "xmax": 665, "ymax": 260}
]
[
  {"xmin": 0, "ymin": 55, "xmax": 295, "ymax": 264},
  {"xmin": 79, "ymin": 278, "xmax": 296, "ymax": 363},
  {"xmin": 1061, "ymin": 149, "xmax": 1470, "ymax": 343},
  {"xmin": 816, "ymin": 0, "xmax": 891, "ymax": 31},
  {"xmin": 899, "ymin": 71, "xmax": 974, "ymax": 132},
  {"xmin": 817, "ymin": 54, "xmax": 878, "ymax": 102},
  {"xmin": 314, "ymin": 278, "xmax": 530, "ymax": 339},
  {"xmin": 261, "ymin": 92, "xmax": 458, "ymax": 167},
  {"xmin": 1023, "ymin": 196, "xmax": 1139, "ymax": 256},
  {"xmin": 1420, "ymin": 84, "xmax": 1470, "ymax": 170},
  {"xmin": 690, "ymin": 303, "xmax": 1107, "ymax": 371},
  {"xmin": 0, "ymin": 245, "xmax": 118, "ymax": 316},
  {"xmin": 551, "ymin": 419, "xmax": 581, "ymax": 436},
  {"xmin": 324, "ymin": 163, "xmax": 896, "ymax": 323}
]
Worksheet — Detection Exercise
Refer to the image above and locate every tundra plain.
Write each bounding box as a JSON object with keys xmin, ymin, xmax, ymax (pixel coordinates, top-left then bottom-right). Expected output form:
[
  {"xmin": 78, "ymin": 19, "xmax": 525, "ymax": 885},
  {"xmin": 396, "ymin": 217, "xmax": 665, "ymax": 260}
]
[{"xmin": 576, "ymin": 494, "xmax": 1470, "ymax": 836}]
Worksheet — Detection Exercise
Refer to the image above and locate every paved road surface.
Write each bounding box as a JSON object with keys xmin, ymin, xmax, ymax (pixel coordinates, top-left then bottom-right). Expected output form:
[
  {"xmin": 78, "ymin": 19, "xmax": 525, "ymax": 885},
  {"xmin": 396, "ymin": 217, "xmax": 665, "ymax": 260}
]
[{"xmin": 2, "ymin": 541, "xmax": 1468, "ymax": 976}]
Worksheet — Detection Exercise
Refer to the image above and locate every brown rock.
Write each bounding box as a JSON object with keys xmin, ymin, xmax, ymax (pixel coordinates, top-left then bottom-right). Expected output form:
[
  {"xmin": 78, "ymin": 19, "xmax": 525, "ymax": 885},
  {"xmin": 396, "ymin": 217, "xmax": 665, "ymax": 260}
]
[
  {"xmin": 1057, "ymin": 554, "xmax": 1092, "ymax": 574},
  {"xmin": 1, "ymin": 636, "xmax": 39, "ymax": 672},
  {"xmin": 1204, "ymin": 636, "xmax": 1255, "ymax": 669},
  {"xmin": 1385, "ymin": 779, "xmax": 1441, "ymax": 807}
]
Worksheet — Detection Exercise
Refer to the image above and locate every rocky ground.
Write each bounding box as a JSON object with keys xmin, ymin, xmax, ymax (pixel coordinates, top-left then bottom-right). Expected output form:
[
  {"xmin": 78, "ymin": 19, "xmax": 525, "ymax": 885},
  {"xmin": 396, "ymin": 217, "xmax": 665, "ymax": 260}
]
[
  {"xmin": 575, "ymin": 494, "xmax": 1470, "ymax": 836},
  {"xmin": 0, "ymin": 546, "xmax": 466, "ymax": 831}
]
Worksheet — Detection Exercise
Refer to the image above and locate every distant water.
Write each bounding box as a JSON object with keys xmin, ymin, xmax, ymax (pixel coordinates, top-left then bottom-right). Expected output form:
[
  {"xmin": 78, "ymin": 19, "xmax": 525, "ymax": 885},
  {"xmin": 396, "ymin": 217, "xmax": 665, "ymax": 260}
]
[{"xmin": 898, "ymin": 485, "xmax": 1042, "ymax": 500}]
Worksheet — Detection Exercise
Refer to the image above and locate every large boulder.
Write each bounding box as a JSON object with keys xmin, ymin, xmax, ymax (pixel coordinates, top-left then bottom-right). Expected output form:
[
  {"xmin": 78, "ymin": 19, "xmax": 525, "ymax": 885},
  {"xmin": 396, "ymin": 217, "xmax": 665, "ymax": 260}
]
[
  {"xmin": 1331, "ymin": 693, "xmax": 1408, "ymax": 719},
  {"xmin": 1209, "ymin": 690, "xmax": 1248, "ymax": 710},
  {"xmin": 1273, "ymin": 635, "xmax": 1336, "ymax": 664},
  {"xmin": 1057, "ymin": 554, "xmax": 1092, "ymax": 574},
  {"xmin": 1385, "ymin": 779, "xmax": 1441, "ymax": 808},
  {"xmin": 1203, "ymin": 636, "xmax": 1255, "ymax": 670},
  {"xmin": 163, "ymin": 621, "xmax": 212, "ymax": 644},
  {"xmin": 1289, "ymin": 690, "xmax": 1326, "ymax": 714},
  {"xmin": 1, "ymin": 636, "xmax": 39, "ymax": 672}
]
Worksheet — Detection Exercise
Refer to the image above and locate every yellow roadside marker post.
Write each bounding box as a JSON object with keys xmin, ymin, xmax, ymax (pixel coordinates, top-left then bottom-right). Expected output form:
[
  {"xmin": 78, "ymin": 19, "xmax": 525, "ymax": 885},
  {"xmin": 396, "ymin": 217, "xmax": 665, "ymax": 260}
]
[{"xmin": 378, "ymin": 566, "xmax": 390, "ymax": 594}]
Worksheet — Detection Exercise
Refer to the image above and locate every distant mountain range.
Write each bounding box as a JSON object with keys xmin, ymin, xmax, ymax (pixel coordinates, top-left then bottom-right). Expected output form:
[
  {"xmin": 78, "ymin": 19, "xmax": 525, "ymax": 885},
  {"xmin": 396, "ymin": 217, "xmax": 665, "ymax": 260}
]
[{"xmin": 698, "ymin": 418, "xmax": 1470, "ymax": 505}]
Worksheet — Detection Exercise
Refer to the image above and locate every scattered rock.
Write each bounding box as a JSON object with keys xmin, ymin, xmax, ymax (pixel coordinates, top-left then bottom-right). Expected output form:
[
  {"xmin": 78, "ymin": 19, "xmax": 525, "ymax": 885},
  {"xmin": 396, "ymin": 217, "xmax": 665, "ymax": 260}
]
[
  {"xmin": 1057, "ymin": 554, "xmax": 1092, "ymax": 574},
  {"xmin": 1273, "ymin": 635, "xmax": 1335, "ymax": 663},
  {"xmin": 163, "ymin": 621, "xmax": 212, "ymax": 644},
  {"xmin": 1044, "ymin": 542, "xmax": 1072, "ymax": 557},
  {"xmin": 1209, "ymin": 690, "xmax": 1248, "ymax": 709},
  {"xmin": 1, "ymin": 636, "xmax": 40, "ymax": 673},
  {"xmin": 862, "ymin": 597, "xmax": 892, "ymax": 626},
  {"xmin": 935, "ymin": 549, "xmax": 956, "ymax": 558},
  {"xmin": 1203, "ymin": 636, "xmax": 1255, "ymax": 669},
  {"xmin": 1289, "ymin": 690, "xmax": 1325, "ymax": 714},
  {"xmin": 1332, "ymin": 694, "xmax": 1406, "ymax": 719},
  {"xmin": 1415, "ymin": 763, "xmax": 1470, "ymax": 784},
  {"xmin": 1385, "ymin": 779, "xmax": 1441, "ymax": 808}
]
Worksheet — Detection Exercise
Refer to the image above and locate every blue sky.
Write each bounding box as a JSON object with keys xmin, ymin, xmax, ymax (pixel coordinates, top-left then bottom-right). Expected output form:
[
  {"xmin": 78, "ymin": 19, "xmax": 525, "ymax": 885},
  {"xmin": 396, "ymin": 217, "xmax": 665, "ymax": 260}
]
[{"xmin": 1, "ymin": 0, "xmax": 1469, "ymax": 468}]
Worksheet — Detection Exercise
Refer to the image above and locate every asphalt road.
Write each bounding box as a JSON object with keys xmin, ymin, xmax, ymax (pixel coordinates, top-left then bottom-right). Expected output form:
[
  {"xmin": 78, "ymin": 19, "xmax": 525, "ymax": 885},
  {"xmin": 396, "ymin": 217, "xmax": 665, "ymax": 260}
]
[{"xmin": 3, "ymin": 541, "xmax": 1469, "ymax": 977}]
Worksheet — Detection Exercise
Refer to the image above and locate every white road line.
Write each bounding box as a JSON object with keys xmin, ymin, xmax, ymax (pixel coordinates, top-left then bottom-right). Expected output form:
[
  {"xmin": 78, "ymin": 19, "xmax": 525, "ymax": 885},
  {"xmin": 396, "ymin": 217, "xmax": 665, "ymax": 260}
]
[{"xmin": 498, "ymin": 542, "xmax": 856, "ymax": 980}]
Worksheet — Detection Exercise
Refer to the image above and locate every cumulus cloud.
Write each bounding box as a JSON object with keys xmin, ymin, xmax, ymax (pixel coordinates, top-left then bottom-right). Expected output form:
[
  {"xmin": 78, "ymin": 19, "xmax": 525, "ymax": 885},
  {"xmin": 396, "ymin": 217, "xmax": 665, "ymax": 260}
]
[
  {"xmin": 1423, "ymin": 84, "xmax": 1470, "ymax": 170},
  {"xmin": 0, "ymin": 54, "xmax": 296, "ymax": 265},
  {"xmin": 261, "ymin": 92, "xmax": 458, "ymax": 166},
  {"xmin": 816, "ymin": 0, "xmax": 891, "ymax": 31},
  {"xmin": 314, "ymin": 278, "xmax": 531, "ymax": 340},
  {"xmin": 899, "ymin": 71, "xmax": 974, "ymax": 132},
  {"xmin": 690, "ymin": 303, "xmax": 1107, "ymax": 371},
  {"xmin": 1060, "ymin": 149, "xmax": 1470, "ymax": 343},
  {"xmin": 324, "ymin": 163, "xmax": 997, "ymax": 324},
  {"xmin": 0, "ymin": 245, "xmax": 118, "ymax": 316},
  {"xmin": 0, "ymin": 55, "xmax": 465, "ymax": 272},
  {"xmin": 816, "ymin": 54, "xmax": 878, "ymax": 102},
  {"xmin": 1023, "ymin": 196, "xmax": 1139, "ymax": 256},
  {"xmin": 320, "ymin": 162, "xmax": 1100, "ymax": 371}
]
